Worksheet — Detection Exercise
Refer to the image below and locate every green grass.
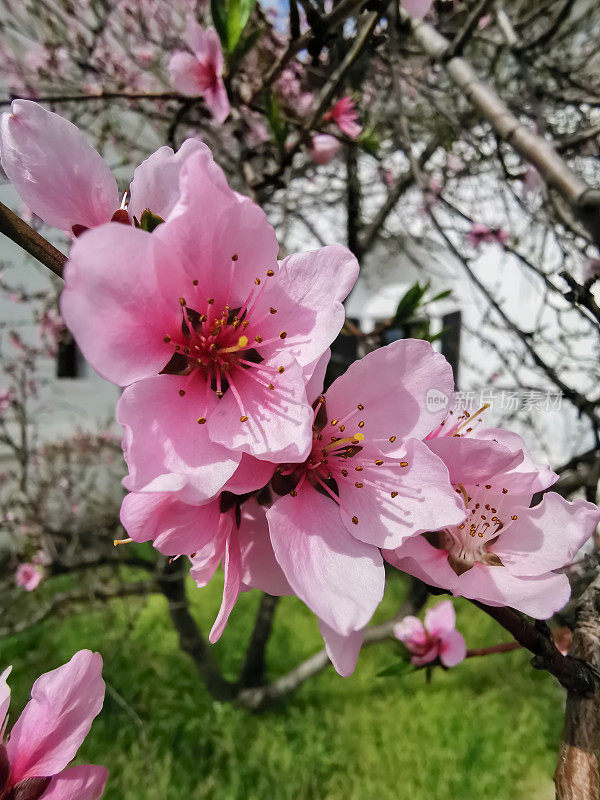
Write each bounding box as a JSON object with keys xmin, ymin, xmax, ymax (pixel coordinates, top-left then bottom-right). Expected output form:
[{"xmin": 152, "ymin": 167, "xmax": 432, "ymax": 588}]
[{"xmin": 0, "ymin": 573, "xmax": 563, "ymax": 800}]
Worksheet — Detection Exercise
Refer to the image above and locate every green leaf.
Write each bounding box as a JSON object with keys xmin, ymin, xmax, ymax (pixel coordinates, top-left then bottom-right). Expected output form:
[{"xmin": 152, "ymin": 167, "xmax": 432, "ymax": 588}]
[
  {"xmin": 428, "ymin": 289, "xmax": 452, "ymax": 303},
  {"xmin": 377, "ymin": 660, "xmax": 415, "ymax": 678},
  {"xmin": 211, "ymin": 0, "xmax": 229, "ymax": 49},
  {"xmin": 140, "ymin": 209, "xmax": 165, "ymax": 233},
  {"xmin": 265, "ymin": 93, "xmax": 287, "ymax": 152},
  {"xmin": 391, "ymin": 281, "xmax": 429, "ymax": 326},
  {"xmin": 212, "ymin": 0, "xmax": 257, "ymax": 53},
  {"xmin": 358, "ymin": 126, "xmax": 380, "ymax": 157}
]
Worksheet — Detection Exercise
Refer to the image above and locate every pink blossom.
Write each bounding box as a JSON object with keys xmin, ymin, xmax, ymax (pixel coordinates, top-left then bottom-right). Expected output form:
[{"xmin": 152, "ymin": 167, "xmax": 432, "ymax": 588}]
[
  {"xmin": 265, "ymin": 339, "xmax": 465, "ymax": 660},
  {"xmin": 0, "ymin": 100, "xmax": 205, "ymax": 236},
  {"xmin": 401, "ymin": 0, "xmax": 433, "ymax": 18},
  {"xmin": 386, "ymin": 427, "xmax": 600, "ymax": 618},
  {"xmin": 168, "ymin": 23, "xmax": 229, "ymax": 123},
  {"xmin": 394, "ymin": 600, "xmax": 466, "ymax": 667},
  {"xmin": 0, "ymin": 650, "xmax": 107, "ymax": 799},
  {"xmin": 324, "ymin": 96, "xmax": 362, "ymax": 139},
  {"xmin": 466, "ymin": 222, "xmax": 508, "ymax": 249},
  {"xmin": 0, "ymin": 389, "xmax": 14, "ymax": 418},
  {"xmin": 61, "ymin": 147, "xmax": 358, "ymax": 502},
  {"xmin": 583, "ymin": 257, "xmax": 600, "ymax": 283},
  {"xmin": 120, "ymin": 464, "xmax": 291, "ymax": 642},
  {"xmin": 310, "ymin": 134, "xmax": 340, "ymax": 165},
  {"xmin": 15, "ymin": 562, "xmax": 42, "ymax": 591},
  {"xmin": 521, "ymin": 166, "xmax": 542, "ymax": 200}
]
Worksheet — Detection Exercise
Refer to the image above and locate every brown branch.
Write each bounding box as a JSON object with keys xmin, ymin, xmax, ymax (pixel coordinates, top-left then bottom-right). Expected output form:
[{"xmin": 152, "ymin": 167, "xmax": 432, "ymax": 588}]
[
  {"xmin": 237, "ymin": 578, "xmax": 429, "ymax": 711},
  {"xmin": 555, "ymin": 573, "xmax": 600, "ymax": 800},
  {"xmin": 473, "ymin": 602, "xmax": 600, "ymax": 696},
  {"xmin": 155, "ymin": 557, "xmax": 237, "ymax": 701},
  {"xmin": 0, "ymin": 202, "xmax": 67, "ymax": 277},
  {"xmin": 0, "ymin": 580, "xmax": 155, "ymax": 638},
  {"xmin": 239, "ymin": 593, "xmax": 280, "ymax": 688},
  {"xmin": 466, "ymin": 641, "xmax": 522, "ymax": 658}
]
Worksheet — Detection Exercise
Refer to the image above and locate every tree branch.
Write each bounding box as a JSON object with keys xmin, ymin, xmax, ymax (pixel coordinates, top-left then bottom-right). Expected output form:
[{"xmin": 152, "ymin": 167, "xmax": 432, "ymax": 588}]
[
  {"xmin": 239, "ymin": 594, "xmax": 280, "ymax": 688},
  {"xmin": 155, "ymin": 557, "xmax": 237, "ymax": 701},
  {"xmin": 0, "ymin": 202, "xmax": 67, "ymax": 277},
  {"xmin": 555, "ymin": 573, "xmax": 600, "ymax": 799},
  {"xmin": 473, "ymin": 602, "xmax": 600, "ymax": 696}
]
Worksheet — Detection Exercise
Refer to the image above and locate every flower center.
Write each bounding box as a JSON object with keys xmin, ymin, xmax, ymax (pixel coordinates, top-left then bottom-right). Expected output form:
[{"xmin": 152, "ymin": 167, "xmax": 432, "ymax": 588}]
[
  {"xmin": 272, "ymin": 396, "xmax": 407, "ymax": 526},
  {"xmin": 430, "ymin": 483, "xmax": 516, "ymax": 575},
  {"xmin": 161, "ymin": 261, "xmax": 287, "ymax": 423}
]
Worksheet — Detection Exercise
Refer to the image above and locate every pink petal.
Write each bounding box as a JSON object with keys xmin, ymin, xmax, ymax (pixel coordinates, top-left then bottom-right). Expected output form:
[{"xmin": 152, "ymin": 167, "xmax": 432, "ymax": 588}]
[
  {"xmin": 222, "ymin": 454, "xmax": 275, "ymax": 495},
  {"xmin": 168, "ymin": 52, "xmax": 206, "ymax": 96},
  {"xmin": 304, "ymin": 349, "xmax": 330, "ymax": 404},
  {"xmin": 189, "ymin": 516, "xmax": 229, "ymax": 588},
  {"xmin": 0, "ymin": 666, "xmax": 11, "ymax": 734},
  {"xmin": 309, "ymin": 134, "xmax": 340, "ymax": 165},
  {"xmin": 401, "ymin": 0, "xmax": 433, "ymax": 17},
  {"xmin": 6, "ymin": 651, "xmax": 104, "ymax": 784},
  {"xmin": 254, "ymin": 245, "xmax": 359, "ymax": 369},
  {"xmin": 156, "ymin": 150, "xmax": 279, "ymax": 307},
  {"xmin": 41, "ymin": 765, "xmax": 108, "ymax": 800},
  {"xmin": 385, "ymin": 534, "xmax": 460, "ymax": 596},
  {"xmin": 426, "ymin": 436, "xmax": 524, "ymax": 486},
  {"xmin": 424, "ymin": 600, "xmax": 456, "ymax": 637},
  {"xmin": 128, "ymin": 139, "xmax": 209, "ymax": 222},
  {"xmin": 118, "ymin": 373, "xmax": 240, "ymax": 503},
  {"xmin": 491, "ymin": 494, "xmax": 600, "ymax": 577},
  {"xmin": 411, "ymin": 645, "xmax": 439, "ymax": 667},
  {"xmin": 61, "ymin": 224, "xmax": 179, "ymax": 386},
  {"xmin": 473, "ymin": 428, "xmax": 558, "ymax": 495},
  {"xmin": 204, "ymin": 81, "xmax": 230, "ymax": 124},
  {"xmin": 456, "ymin": 563, "xmax": 571, "ymax": 619},
  {"xmin": 0, "ymin": 100, "xmax": 118, "ymax": 233},
  {"xmin": 338, "ymin": 439, "xmax": 465, "ymax": 549},
  {"xmin": 207, "ymin": 352, "xmax": 313, "ymax": 463},
  {"xmin": 188, "ymin": 25, "xmax": 223, "ymax": 75},
  {"xmin": 319, "ymin": 620, "xmax": 364, "ymax": 677},
  {"xmin": 439, "ymin": 630, "xmax": 466, "ymax": 668},
  {"xmin": 267, "ymin": 483, "xmax": 384, "ymax": 635},
  {"xmin": 325, "ymin": 339, "xmax": 454, "ymax": 449},
  {"xmin": 120, "ymin": 492, "xmax": 222, "ymax": 556},
  {"xmin": 393, "ymin": 615, "xmax": 426, "ymax": 644},
  {"xmin": 209, "ymin": 528, "xmax": 242, "ymax": 643},
  {"xmin": 238, "ymin": 498, "xmax": 293, "ymax": 596}
]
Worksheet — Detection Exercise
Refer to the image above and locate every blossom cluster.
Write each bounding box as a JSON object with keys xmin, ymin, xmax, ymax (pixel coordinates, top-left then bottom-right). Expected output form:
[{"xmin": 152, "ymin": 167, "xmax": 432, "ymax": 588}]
[{"xmin": 1, "ymin": 102, "xmax": 599, "ymax": 681}]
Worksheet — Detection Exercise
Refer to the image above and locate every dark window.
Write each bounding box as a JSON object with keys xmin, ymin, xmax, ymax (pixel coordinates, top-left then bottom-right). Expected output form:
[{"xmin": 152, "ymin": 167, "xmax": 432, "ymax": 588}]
[{"xmin": 56, "ymin": 332, "xmax": 83, "ymax": 378}]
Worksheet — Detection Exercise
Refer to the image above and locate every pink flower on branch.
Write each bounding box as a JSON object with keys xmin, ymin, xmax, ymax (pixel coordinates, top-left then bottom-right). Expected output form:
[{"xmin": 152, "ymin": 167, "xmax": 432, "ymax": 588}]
[
  {"xmin": 386, "ymin": 427, "xmax": 600, "ymax": 618},
  {"xmin": 168, "ymin": 22, "xmax": 229, "ymax": 123},
  {"xmin": 324, "ymin": 96, "xmax": 362, "ymax": 139},
  {"xmin": 15, "ymin": 562, "xmax": 42, "ymax": 591},
  {"xmin": 265, "ymin": 340, "xmax": 466, "ymax": 669},
  {"xmin": 0, "ymin": 650, "xmax": 107, "ymax": 800},
  {"xmin": 309, "ymin": 134, "xmax": 340, "ymax": 165},
  {"xmin": 62, "ymin": 148, "xmax": 358, "ymax": 502},
  {"xmin": 466, "ymin": 222, "xmax": 509, "ymax": 249},
  {"xmin": 394, "ymin": 600, "xmax": 466, "ymax": 667},
  {"xmin": 121, "ymin": 474, "xmax": 292, "ymax": 643},
  {"xmin": 0, "ymin": 100, "xmax": 205, "ymax": 237}
]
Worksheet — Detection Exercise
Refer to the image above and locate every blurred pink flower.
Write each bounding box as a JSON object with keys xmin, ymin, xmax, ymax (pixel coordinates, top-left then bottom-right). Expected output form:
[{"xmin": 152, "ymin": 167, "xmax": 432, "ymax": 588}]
[
  {"xmin": 401, "ymin": 0, "xmax": 432, "ymax": 18},
  {"xmin": 466, "ymin": 223, "xmax": 508, "ymax": 248},
  {"xmin": 168, "ymin": 23, "xmax": 229, "ymax": 123},
  {"xmin": 394, "ymin": 600, "xmax": 466, "ymax": 667},
  {"xmin": 310, "ymin": 134, "xmax": 340, "ymax": 165},
  {"xmin": 15, "ymin": 563, "xmax": 42, "ymax": 591},
  {"xmin": 324, "ymin": 96, "xmax": 362, "ymax": 139},
  {"xmin": 0, "ymin": 651, "xmax": 107, "ymax": 799},
  {"xmin": 583, "ymin": 257, "xmax": 600, "ymax": 283}
]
